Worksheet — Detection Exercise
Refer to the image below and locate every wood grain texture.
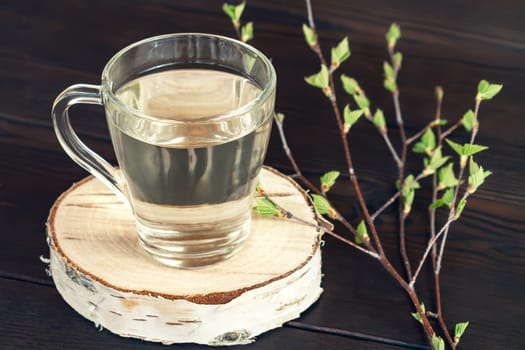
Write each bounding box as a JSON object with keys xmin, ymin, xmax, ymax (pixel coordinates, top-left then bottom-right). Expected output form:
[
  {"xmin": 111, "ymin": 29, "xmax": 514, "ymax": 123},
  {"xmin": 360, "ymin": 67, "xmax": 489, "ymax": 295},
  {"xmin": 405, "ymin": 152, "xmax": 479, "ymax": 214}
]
[
  {"xmin": 0, "ymin": 0, "xmax": 524, "ymax": 349},
  {"xmin": 47, "ymin": 167, "xmax": 321, "ymax": 300}
]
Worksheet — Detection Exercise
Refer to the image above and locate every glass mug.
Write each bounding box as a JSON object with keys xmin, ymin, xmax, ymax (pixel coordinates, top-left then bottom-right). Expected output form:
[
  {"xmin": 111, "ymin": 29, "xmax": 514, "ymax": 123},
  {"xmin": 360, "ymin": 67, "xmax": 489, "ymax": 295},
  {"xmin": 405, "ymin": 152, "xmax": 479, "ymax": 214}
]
[{"xmin": 52, "ymin": 33, "xmax": 276, "ymax": 268}]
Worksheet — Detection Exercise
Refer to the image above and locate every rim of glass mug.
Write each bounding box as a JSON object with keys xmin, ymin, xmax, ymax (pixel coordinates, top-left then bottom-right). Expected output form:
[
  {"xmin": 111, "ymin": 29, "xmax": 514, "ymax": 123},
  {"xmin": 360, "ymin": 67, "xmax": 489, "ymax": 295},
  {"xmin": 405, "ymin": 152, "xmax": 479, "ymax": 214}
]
[{"xmin": 100, "ymin": 32, "xmax": 277, "ymax": 124}]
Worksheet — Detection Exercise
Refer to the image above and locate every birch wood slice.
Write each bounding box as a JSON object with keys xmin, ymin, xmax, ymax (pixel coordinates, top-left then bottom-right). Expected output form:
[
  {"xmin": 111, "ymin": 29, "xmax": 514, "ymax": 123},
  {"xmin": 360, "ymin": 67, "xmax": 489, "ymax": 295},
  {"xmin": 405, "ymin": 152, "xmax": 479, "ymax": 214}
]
[{"xmin": 46, "ymin": 166, "xmax": 325, "ymax": 346}]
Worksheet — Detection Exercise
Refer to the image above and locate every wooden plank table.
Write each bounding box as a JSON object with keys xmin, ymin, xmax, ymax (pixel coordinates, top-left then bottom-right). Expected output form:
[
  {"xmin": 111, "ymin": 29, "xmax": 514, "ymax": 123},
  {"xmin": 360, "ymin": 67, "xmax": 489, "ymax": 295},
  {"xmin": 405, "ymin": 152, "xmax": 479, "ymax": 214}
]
[{"xmin": 1, "ymin": 1, "xmax": 523, "ymax": 349}]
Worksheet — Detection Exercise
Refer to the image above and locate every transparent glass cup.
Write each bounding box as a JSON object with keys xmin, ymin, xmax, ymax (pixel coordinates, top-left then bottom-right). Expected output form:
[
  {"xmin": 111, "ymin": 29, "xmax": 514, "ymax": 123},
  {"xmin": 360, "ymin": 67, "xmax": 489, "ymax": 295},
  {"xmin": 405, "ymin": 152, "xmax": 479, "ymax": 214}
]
[{"xmin": 52, "ymin": 33, "xmax": 276, "ymax": 268}]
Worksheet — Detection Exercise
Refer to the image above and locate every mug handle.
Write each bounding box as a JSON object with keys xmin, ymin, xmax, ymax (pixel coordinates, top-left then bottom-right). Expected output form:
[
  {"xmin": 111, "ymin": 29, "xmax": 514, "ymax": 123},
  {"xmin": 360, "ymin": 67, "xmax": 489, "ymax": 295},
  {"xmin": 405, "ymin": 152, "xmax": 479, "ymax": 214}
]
[{"xmin": 52, "ymin": 84, "xmax": 128, "ymax": 205}]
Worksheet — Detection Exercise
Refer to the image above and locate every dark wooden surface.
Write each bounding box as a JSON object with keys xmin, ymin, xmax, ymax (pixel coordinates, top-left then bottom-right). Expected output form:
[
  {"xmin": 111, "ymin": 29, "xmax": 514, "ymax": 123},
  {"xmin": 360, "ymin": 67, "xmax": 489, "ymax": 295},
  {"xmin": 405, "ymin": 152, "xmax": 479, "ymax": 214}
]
[{"xmin": 1, "ymin": 1, "xmax": 524, "ymax": 349}]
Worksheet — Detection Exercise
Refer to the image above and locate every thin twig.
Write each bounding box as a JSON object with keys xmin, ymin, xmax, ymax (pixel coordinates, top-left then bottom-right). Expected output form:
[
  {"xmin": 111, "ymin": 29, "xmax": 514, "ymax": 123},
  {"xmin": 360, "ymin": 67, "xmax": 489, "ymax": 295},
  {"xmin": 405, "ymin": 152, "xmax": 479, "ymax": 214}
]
[
  {"xmin": 371, "ymin": 191, "xmax": 401, "ymax": 220},
  {"xmin": 429, "ymin": 97, "xmax": 482, "ymax": 350},
  {"xmin": 233, "ymin": 23, "xmax": 241, "ymax": 41},
  {"xmin": 393, "ymin": 90, "xmax": 405, "ymax": 129},
  {"xmin": 410, "ymin": 100, "xmax": 480, "ymax": 290},
  {"xmin": 440, "ymin": 119, "xmax": 463, "ymax": 140},
  {"xmin": 370, "ymin": 171, "xmax": 427, "ymax": 220},
  {"xmin": 388, "ymin": 42, "xmax": 412, "ymax": 280},
  {"xmin": 399, "ymin": 211, "xmax": 411, "ymax": 280},
  {"xmin": 304, "ymin": 1, "xmax": 437, "ymax": 345},
  {"xmin": 436, "ymin": 98, "xmax": 481, "ymax": 272},
  {"xmin": 406, "ymin": 121, "xmax": 434, "ymax": 145},
  {"xmin": 435, "ymin": 273, "xmax": 456, "ymax": 349},
  {"xmin": 379, "ymin": 254, "xmax": 436, "ymax": 346},
  {"xmin": 361, "ymin": 101, "xmax": 402, "ymax": 167},
  {"xmin": 324, "ymin": 228, "xmax": 379, "ymax": 258},
  {"xmin": 273, "ymin": 114, "xmax": 320, "ymax": 193},
  {"xmin": 430, "ymin": 88, "xmax": 444, "ymax": 270},
  {"xmin": 428, "ymin": 87, "xmax": 456, "ymax": 349},
  {"xmin": 410, "ymin": 199, "xmax": 468, "ymax": 349},
  {"xmin": 397, "ymin": 120, "xmax": 411, "ymax": 282},
  {"xmin": 305, "ymin": 0, "xmax": 315, "ymax": 29},
  {"xmin": 261, "ymin": 193, "xmax": 379, "ymax": 258},
  {"xmin": 273, "ymin": 114, "xmax": 378, "ymax": 254},
  {"xmin": 305, "ymin": 0, "xmax": 385, "ymax": 257},
  {"xmin": 382, "ymin": 131, "xmax": 402, "ymax": 166},
  {"xmin": 230, "ymin": 1, "xmax": 364, "ymax": 248},
  {"xmin": 409, "ymin": 216, "xmax": 457, "ymax": 286}
]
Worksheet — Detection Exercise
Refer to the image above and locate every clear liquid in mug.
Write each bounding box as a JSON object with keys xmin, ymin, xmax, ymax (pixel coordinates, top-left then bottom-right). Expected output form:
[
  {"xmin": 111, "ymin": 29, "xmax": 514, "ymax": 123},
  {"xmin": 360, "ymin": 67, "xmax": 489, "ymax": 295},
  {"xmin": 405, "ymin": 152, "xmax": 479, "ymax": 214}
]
[{"xmin": 108, "ymin": 68, "xmax": 271, "ymax": 267}]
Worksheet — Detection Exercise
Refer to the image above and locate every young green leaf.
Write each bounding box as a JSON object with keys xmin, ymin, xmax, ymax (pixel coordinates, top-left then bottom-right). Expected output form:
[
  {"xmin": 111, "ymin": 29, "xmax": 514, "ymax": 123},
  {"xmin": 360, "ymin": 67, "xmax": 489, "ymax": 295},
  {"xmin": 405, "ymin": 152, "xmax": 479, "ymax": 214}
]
[
  {"xmin": 320, "ymin": 171, "xmax": 340, "ymax": 192},
  {"xmin": 355, "ymin": 220, "xmax": 370, "ymax": 244},
  {"xmin": 241, "ymin": 22, "xmax": 254, "ymax": 42},
  {"xmin": 423, "ymin": 146, "xmax": 449, "ymax": 175},
  {"xmin": 442, "ymin": 188, "xmax": 455, "ymax": 207},
  {"xmin": 410, "ymin": 303, "xmax": 426, "ymax": 324},
  {"xmin": 353, "ymin": 94, "xmax": 370, "ymax": 110},
  {"xmin": 343, "ymin": 105, "xmax": 364, "ymax": 132},
  {"xmin": 468, "ymin": 158, "xmax": 492, "ymax": 194},
  {"xmin": 222, "ymin": 1, "xmax": 245, "ymax": 23},
  {"xmin": 383, "ymin": 61, "xmax": 397, "ymax": 92},
  {"xmin": 431, "ymin": 119, "xmax": 448, "ymax": 127},
  {"xmin": 341, "ymin": 74, "xmax": 361, "ymax": 95},
  {"xmin": 412, "ymin": 142, "xmax": 428, "ymax": 154},
  {"xmin": 234, "ymin": 1, "xmax": 245, "ymax": 20},
  {"xmin": 383, "ymin": 79, "xmax": 397, "ymax": 93},
  {"xmin": 477, "ymin": 80, "xmax": 503, "ymax": 100},
  {"xmin": 432, "ymin": 335, "xmax": 445, "ymax": 350},
  {"xmin": 462, "ymin": 143, "xmax": 489, "ymax": 156},
  {"xmin": 430, "ymin": 200, "xmax": 441, "ymax": 210},
  {"xmin": 422, "ymin": 128, "xmax": 436, "ymax": 151},
  {"xmin": 331, "ymin": 37, "xmax": 350, "ymax": 70},
  {"xmin": 222, "ymin": 3, "xmax": 237, "ymax": 21},
  {"xmin": 477, "ymin": 80, "xmax": 490, "ymax": 94},
  {"xmin": 393, "ymin": 52, "xmax": 403, "ymax": 68},
  {"xmin": 255, "ymin": 181, "xmax": 264, "ymax": 195},
  {"xmin": 383, "ymin": 61, "xmax": 395, "ymax": 79},
  {"xmin": 462, "ymin": 109, "xmax": 476, "ymax": 132},
  {"xmin": 311, "ymin": 194, "xmax": 334, "ymax": 218},
  {"xmin": 454, "ymin": 321, "xmax": 470, "ymax": 344},
  {"xmin": 305, "ymin": 64, "xmax": 329, "ymax": 89},
  {"xmin": 373, "ymin": 109, "xmax": 387, "ymax": 133},
  {"xmin": 403, "ymin": 188, "xmax": 415, "ymax": 215},
  {"xmin": 404, "ymin": 175, "xmax": 421, "ymax": 192},
  {"xmin": 276, "ymin": 112, "xmax": 285, "ymax": 123},
  {"xmin": 455, "ymin": 198, "xmax": 467, "ymax": 219},
  {"xmin": 386, "ymin": 23, "xmax": 401, "ymax": 49},
  {"xmin": 431, "ymin": 187, "xmax": 455, "ymax": 209},
  {"xmin": 411, "ymin": 311, "xmax": 422, "ymax": 324},
  {"xmin": 412, "ymin": 128, "xmax": 436, "ymax": 155},
  {"xmin": 482, "ymin": 84, "xmax": 503, "ymax": 100},
  {"xmin": 445, "ymin": 139, "xmax": 489, "ymax": 157},
  {"xmin": 254, "ymin": 197, "xmax": 279, "ymax": 217},
  {"xmin": 437, "ymin": 163, "xmax": 459, "ymax": 189},
  {"xmin": 402, "ymin": 175, "xmax": 420, "ymax": 215},
  {"xmin": 445, "ymin": 138, "xmax": 463, "ymax": 156},
  {"xmin": 302, "ymin": 23, "xmax": 316, "ymax": 47}
]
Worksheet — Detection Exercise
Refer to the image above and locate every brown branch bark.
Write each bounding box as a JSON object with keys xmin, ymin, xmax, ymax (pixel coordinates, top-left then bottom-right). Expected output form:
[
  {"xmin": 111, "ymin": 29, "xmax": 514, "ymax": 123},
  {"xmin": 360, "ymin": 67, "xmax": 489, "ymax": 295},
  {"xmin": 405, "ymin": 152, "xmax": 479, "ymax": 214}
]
[
  {"xmin": 428, "ymin": 88, "xmax": 456, "ymax": 349},
  {"xmin": 302, "ymin": 1, "xmax": 447, "ymax": 346},
  {"xmin": 436, "ymin": 98, "xmax": 481, "ymax": 272},
  {"xmin": 261, "ymin": 192, "xmax": 379, "ymax": 259},
  {"xmin": 305, "ymin": 6, "xmax": 386, "ymax": 257},
  {"xmin": 432, "ymin": 98, "xmax": 482, "ymax": 349},
  {"xmin": 388, "ymin": 46, "xmax": 412, "ymax": 281},
  {"xmin": 440, "ymin": 119, "xmax": 463, "ymax": 140}
]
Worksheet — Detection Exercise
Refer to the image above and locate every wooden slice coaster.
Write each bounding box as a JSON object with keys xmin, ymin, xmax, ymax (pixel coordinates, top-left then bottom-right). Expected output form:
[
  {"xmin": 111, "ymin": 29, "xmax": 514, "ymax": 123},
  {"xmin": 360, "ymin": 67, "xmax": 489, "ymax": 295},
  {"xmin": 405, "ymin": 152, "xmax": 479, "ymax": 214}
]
[{"xmin": 46, "ymin": 166, "xmax": 326, "ymax": 346}]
